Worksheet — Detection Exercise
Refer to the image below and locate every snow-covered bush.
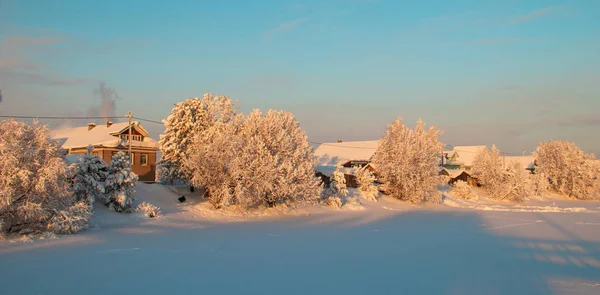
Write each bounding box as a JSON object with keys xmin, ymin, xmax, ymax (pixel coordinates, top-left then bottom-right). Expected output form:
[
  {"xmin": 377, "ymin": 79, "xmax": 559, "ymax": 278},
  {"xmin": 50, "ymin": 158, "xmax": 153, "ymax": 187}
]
[
  {"xmin": 0, "ymin": 119, "xmax": 91, "ymax": 235},
  {"xmin": 534, "ymin": 140, "xmax": 600, "ymax": 200},
  {"xmin": 159, "ymin": 93, "xmax": 238, "ymax": 184},
  {"xmin": 185, "ymin": 107, "xmax": 321, "ymax": 209},
  {"xmin": 472, "ymin": 147, "xmax": 533, "ymax": 202},
  {"xmin": 371, "ymin": 118, "xmax": 443, "ymax": 204},
  {"xmin": 72, "ymin": 145, "xmax": 106, "ymax": 205},
  {"xmin": 354, "ymin": 166, "xmax": 378, "ymax": 201},
  {"xmin": 530, "ymin": 172, "xmax": 549, "ymax": 197},
  {"xmin": 136, "ymin": 202, "xmax": 161, "ymax": 218},
  {"xmin": 48, "ymin": 201, "xmax": 93, "ymax": 234},
  {"xmin": 500, "ymin": 162, "xmax": 533, "ymax": 202},
  {"xmin": 472, "ymin": 145, "xmax": 505, "ymax": 199},
  {"xmin": 322, "ymin": 166, "xmax": 348, "ymax": 198},
  {"xmin": 104, "ymin": 152, "xmax": 138, "ymax": 212},
  {"xmin": 323, "ymin": 196, "xmax": 343, "ymax": 209},
  {"xmin": 451, "ymin": 180, "xmax": 476, "ymax": 200}
]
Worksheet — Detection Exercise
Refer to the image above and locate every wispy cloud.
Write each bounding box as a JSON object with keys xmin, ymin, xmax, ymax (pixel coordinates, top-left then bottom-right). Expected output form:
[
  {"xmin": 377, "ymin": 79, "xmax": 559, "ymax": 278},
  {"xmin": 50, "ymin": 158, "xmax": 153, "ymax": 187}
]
[
  {"xmin": 509, "ymin": 6, "xmax": 559, "ymax": 24},
  {"xmin": 264, "ymin": 17, "xmax": 309, "ymax": 37}
]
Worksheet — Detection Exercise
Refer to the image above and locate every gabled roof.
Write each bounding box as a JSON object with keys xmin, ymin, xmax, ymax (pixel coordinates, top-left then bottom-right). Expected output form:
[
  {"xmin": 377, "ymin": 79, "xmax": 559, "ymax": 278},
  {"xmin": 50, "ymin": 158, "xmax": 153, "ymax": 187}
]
[
  {"xmin": 52, "ymin": 121, "xmax": 159, "ymax": 150},
  {"xmin": 314, "ymin": 140, "xmax": 379, "ymax": 166}
]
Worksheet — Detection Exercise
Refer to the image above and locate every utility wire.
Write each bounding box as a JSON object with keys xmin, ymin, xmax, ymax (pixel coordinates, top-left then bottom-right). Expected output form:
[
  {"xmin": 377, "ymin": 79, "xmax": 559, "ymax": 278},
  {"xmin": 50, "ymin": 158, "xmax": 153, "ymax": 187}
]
[
  {"xmin": 0, "ymin": 115, "xmax": 124, "ymax": 120},
  {"xmin": 0, "ymin": 114, "xmax": 522, "ymax": 155}
]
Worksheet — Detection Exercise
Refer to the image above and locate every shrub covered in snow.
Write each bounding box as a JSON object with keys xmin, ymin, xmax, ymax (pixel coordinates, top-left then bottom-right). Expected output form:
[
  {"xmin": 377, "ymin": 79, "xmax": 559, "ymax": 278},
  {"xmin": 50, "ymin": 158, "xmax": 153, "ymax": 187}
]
[
  {"xmin": 72, "ymin": 145, "xmax": 106, "ymax": 205},
  {"xmin": 104, "ymin": 152, "xmax": 138, "ymax": 212},
  {"xmin": 322, "ymin": 196, "xmax": 343, "ymax": 209},
  {"xmin": 354, "ymin": 166, "xmax": 378, "ymax": 201},
  {"xmin": 0, "ymin": 119, "xmax": 91, "ymax": 236},
  {"xmin": 185, "ymin": 106, "xmax": 321, "ymax": 209},
  {"xmin": 472, "ymin": 145, "xmax": 505, "ymax": 198},
  {"xmin": 136, "ymin": 202, "xmax": 161, "ymax": 218},
  {"xmin": 371, "ymin": 118, "xmax": 443, "ymax": 204},
  {"xmin": 48, "ymin": 201, "xmax": 93, "ymax": 234},
  {"xmin": 451, "ymin": 180, "xmax": 476, "ymax": 200},
  {"xmin": 472, "ymin": 147, "xmax": 532, "ymax": 202},
  {"xmin": 534, "ymin": 140, "xmax": 600, "ymax": 200},
  {"xmin": 159, "ymin": 93, "xmax": 238, "ymax": 184},
  {"xmin": 322, "ymin": 166, "xmax": 348, "ymax": 198}
]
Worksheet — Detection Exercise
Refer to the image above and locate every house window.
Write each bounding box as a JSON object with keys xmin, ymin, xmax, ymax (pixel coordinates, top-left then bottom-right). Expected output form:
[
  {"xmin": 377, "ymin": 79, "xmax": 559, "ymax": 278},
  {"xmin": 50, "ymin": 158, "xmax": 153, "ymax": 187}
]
[
  {"xmin": 130, "ymin": 152, "xmax": 135, "ymax": 165},
  {"xmin": 140, "ymin": 153, "xmax": 148, "ymax": 166},
  {"xmin": 120, "ymin": 134, "xmax": 143, "ymax": 141}
]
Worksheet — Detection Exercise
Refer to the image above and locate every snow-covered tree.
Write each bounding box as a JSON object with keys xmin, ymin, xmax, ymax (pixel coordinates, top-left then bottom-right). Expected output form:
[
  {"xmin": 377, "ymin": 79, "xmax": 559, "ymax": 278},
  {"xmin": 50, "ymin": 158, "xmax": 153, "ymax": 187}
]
[
  {"xmin": 354, "ymin": 165, "xmax": 377, "ymax": 201},
  {"xmin": 472, "ymin": 147, "xmax": 532, "ymax": 202},
  {"xmin": 0, "ymin": 119, "xmax": 91, "ymax": 235},
  {"xmin": 534, "ymin": 140, "xmax": 600, "ymax": 200},
  {"xmin": 104, "ymin": 152, "xmax": 138, "ymax": 212},
  {"xmin": 371, "ymin": 118, "xmax": 443, "ymax": 203},
  {"xmin": 472, "ymin": 145, "xmax": 504, "ymax": 198},
  {"xmin": 322, "ymin": 166, "xmax": 348, "ymax": 198},
  {"xmin": 159, "ymin": 93, "xmax": 237, "ymax": 184},
  {"xmin": 451, "ymin": 180, "xmax": 476, "ymax": 200},
  {"xmin": 185, "ymin": 109, "xmax": 321, "ymax": 209},
  {"xmin": 500, "ymin": 162, "xmax": 533, "ymax": 202},
  {"xmin": 72, "ymin": 145, "xmax": 106, "ymax": 205}
]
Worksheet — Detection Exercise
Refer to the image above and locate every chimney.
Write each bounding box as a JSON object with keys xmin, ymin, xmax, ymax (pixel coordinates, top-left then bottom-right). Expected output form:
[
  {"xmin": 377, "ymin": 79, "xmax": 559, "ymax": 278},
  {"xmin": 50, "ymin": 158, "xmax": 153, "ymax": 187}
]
[
  {"xmin": 106, "ymin": 120, "xmax": 113, "ymax": 128},
  {"xmin": 88, "ymin": 123, "xmax": 96, "ymax": 131},
  {"xmin": 337, "ymin": 140, "xmax": 342, "ymax": 143}
]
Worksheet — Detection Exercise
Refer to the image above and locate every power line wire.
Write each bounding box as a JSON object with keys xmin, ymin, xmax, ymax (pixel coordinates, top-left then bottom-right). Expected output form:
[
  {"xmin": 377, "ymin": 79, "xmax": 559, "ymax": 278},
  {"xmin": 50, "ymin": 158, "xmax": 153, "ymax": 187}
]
[
  {"xmin": 132, "ymin": 117, "xmax": 163, "ymax": 124},
  {"xmin": 0, "ymin": 115, "xmax": 124, "ymax": 120}
]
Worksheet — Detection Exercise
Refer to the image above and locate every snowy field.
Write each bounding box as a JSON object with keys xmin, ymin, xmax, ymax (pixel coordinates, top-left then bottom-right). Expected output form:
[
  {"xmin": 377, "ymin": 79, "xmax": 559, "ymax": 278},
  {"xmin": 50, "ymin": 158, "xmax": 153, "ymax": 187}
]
[{"xmin": 1, "ymin": 184, "xmax": 600, "ymax": 295}]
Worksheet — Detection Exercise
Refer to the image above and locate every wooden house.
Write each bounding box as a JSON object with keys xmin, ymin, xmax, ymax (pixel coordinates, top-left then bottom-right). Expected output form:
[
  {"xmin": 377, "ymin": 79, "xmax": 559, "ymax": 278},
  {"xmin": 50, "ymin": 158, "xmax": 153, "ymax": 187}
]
[
  {"xmin": 52, "ymin": 121, "xmax": 160, "ymax": 182},
  {"xmin": 313, "ymin": 140, "xmax": 379, "ymax": 188}
]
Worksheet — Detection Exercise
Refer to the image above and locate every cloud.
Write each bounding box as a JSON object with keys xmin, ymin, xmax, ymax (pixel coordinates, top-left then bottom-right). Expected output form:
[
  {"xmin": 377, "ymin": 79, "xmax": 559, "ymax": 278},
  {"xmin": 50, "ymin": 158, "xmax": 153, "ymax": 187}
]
[
  {"xmin": 509, "ymin": 6, "xmax": 558, "ymax": 24},
  {"xmin": 468, "ymin": 37, "xmax": 534, "ymax": 45},
  {"xmin": 264, "ymin": 17, "xmax": 309, "ymax": 37}
]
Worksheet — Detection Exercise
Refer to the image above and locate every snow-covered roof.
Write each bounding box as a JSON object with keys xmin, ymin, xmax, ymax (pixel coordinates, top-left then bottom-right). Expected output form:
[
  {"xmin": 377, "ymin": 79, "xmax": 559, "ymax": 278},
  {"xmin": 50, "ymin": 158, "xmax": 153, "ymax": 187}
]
[
  {"xmin": 316, "ymin": 166, "xmax": 355, "ymax": 177},
  {"xmin": 504, "ymin": 155, "xmax": 535, "ymax": 170},
  {"xmin": 51, "ymin": 121, "xmax": 159, "ymax": 150},
  {"xmin": 452, "ymin": 146, "xmax": 487, "ymax": 167},
  {"xmin": 442, "ymin": 169, "xmax": 468, "ymax": 179},
  {"xmin": 314, "ymin": 140, "xmax": 379, "ymax": 166}
]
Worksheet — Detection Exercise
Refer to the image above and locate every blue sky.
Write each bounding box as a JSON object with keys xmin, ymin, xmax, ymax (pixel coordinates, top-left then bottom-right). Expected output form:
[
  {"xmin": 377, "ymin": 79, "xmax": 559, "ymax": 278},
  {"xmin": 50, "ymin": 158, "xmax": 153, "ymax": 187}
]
[{"xmin": 1, "ymin": 0, "xmax": 599, "ymax": 155}]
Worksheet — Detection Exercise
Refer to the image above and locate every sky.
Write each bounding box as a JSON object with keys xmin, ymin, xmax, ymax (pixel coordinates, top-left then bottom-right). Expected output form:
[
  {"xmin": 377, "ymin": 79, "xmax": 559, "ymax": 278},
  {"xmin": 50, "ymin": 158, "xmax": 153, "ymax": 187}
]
[{"xmin": 0, "ymin": 0, "xmax": 599, "ymax": 156}]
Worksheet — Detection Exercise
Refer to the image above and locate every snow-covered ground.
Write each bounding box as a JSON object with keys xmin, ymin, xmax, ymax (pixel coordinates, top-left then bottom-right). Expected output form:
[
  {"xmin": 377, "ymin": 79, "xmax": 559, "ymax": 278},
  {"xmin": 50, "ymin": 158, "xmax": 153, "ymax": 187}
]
[{"xmin": 1, "ymin": 183, "xmax": 600, "ymax": 295}]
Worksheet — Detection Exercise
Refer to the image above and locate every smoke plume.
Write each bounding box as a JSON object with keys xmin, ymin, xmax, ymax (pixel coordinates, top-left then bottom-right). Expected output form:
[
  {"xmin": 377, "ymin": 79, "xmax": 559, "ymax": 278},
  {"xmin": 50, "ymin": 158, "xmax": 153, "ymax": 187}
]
[{"xmin": 87, "ymin": 82, "xmax": 120, "ymax": 121}]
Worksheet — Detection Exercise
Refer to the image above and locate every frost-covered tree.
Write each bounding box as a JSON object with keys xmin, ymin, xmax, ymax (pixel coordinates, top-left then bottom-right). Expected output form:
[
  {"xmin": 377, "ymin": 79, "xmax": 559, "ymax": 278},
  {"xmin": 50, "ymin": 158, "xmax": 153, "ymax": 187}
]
[
  {"xmin": 534, "ymin": 140, "xmax": 600, "ymax": 200},
  {"xmin": 322, "ymin": 166, "xmax": 348, "ymax": 198},
  {"xmin": 451, "ymin": 180, "xmax": 476, "ymax": 200},
  {"xmin": 72, "ymin": 145, "xmax": 106, "ymax": 205},
  {"xmin": 354, "ymin": 166, "xmax": 377, "ymax": 201},
  {"xmin": 371, "ymin": 118, "xmax": 443, "ymax": 203},
  {"xmin": 499, "ymin": 162, "xmax": 533, "ymax": 202},
  {"xmin": 159, "ymin": 93, "xmax": 238, "ymax": 184},
  {"xmin": 0, "ymin": 119, "xmax": 91, "ymax": 235},
  {"xmin": 472, "ymin": 145, "xmax": 504, "ymax": 198},
  {"xmin": 472, "ymin": 147, "xmax": 532, "ymax": 202},
  {"xmin": 185, "ymin": 109, "xmax": 320, "ymax": 209},
  {"xmin": 104, "ymin": 152, "xmax": 138, "ymax": 212}
]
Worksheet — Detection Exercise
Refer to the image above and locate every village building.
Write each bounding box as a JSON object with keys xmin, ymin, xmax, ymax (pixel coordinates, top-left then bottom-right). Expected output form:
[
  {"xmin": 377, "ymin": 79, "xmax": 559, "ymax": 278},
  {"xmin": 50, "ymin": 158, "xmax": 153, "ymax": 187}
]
[
  {"xmin": 313, "ymin": 140, "xmax": 379, "ymax": 188},
  {"xmin": 52, "ymin": 121, "xmax": 160, "ymax": 182}
]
